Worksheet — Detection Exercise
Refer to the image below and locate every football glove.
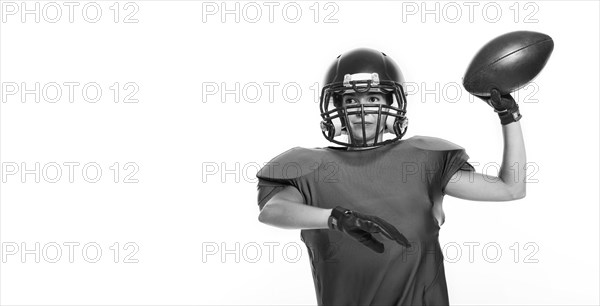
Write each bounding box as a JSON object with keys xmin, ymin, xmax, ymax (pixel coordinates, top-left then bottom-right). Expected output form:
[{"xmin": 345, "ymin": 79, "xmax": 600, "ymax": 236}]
[
  {"xmin": 476, "ymin": 89, "xmax": 522, "ymax": 125},
  {"xmin": 328, "ymin": 206, "xmax": 411, "ymax": 253}
]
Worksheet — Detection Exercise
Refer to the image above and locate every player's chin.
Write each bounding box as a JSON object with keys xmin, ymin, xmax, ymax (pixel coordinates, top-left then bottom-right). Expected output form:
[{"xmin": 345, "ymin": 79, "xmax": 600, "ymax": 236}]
[
  {"xmin": 348, "ymin": 125, "xmax": 382, "ymax": 140},
  {"xmin": 349, "ymin": 123, "xmax": 381, "ymax": 132}
]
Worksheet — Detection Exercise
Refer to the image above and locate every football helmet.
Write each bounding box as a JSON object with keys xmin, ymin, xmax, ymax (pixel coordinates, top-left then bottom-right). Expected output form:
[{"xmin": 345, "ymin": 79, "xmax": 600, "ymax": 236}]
[{"xmin": 319, "ymin": 48, "xmax": 408, "ymax": 148}]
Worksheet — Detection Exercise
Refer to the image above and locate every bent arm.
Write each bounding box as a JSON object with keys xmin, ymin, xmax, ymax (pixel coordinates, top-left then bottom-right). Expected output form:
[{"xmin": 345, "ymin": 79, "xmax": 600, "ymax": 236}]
[
  {"xmin": 445, "ymin": 122, "xmax": 526, "ymax": 201},
  {"xmin": 258, "ymin": 185, "xmax": 332, "ymax": 229}
]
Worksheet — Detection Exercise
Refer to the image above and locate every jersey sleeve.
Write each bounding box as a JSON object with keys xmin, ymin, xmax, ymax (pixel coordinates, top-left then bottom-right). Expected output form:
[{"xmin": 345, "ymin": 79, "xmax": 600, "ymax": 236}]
[
  {"xmin": 408, "ymin": 136, "xmax": 475, "ymax": 194},
  {"xmin": 255, "ymin": 147, "xmax": 318, "ymax": 211},
  {"xmin": 440, "ymin": 147, "xmax": 474, "ymax": 194},
  {"xmin": 256, "ymin": 179, "xmax": 292, "ymax": 212}
]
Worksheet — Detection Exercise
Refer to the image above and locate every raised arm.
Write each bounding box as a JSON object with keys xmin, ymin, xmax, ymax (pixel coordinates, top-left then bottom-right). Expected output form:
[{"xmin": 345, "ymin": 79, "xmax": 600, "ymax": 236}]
[{"xmin": 445, "ymin": 90, "xmax": 526, "ymax": 201}]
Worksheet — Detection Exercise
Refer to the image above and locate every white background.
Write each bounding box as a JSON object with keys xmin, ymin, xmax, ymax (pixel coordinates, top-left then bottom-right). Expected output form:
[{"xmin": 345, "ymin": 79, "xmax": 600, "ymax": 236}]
[{"xmin": 0, "ymin": 1, "xmax": 598, "ymax": 305}]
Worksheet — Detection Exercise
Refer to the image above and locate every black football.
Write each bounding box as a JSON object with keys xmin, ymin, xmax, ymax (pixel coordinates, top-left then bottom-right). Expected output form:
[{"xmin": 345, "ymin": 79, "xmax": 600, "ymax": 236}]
[{"xmin": 463, "ymin": 31, "xmax": 554, "ymax": 96}]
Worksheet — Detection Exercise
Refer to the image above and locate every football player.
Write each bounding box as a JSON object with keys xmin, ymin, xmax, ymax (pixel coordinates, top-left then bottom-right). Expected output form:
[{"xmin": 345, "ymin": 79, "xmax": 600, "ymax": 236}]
[{"xmin": 255, "ymin": 48, "xmax": 526, "ymax": 305}]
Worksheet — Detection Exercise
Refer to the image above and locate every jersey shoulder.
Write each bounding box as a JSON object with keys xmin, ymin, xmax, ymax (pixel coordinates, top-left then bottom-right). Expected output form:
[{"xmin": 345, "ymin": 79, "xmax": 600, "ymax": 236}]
[
  {"xmin": 256, "ymin": 147, "xmax": 325, "ymax": 181},
  {"xmin": 404, "ymin": 135, "xmax": 466, "ymax": 152}
]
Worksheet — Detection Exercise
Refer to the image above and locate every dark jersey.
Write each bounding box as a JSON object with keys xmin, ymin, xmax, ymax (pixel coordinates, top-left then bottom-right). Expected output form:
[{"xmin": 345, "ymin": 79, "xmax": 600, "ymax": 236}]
[{"xmin": 256, "ymin": 136, "xmax": 474, "ymax": 306}]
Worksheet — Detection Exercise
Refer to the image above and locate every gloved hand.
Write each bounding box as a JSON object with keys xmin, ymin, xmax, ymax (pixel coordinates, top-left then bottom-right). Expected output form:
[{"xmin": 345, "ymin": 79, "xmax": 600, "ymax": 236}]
[
  {"xmin": 475, "ymin": 88, "xmax": 522, "ymax": 125},
  {"xmin": 328, "ymin": 206, "xmax": 411, "ymax": 253}
]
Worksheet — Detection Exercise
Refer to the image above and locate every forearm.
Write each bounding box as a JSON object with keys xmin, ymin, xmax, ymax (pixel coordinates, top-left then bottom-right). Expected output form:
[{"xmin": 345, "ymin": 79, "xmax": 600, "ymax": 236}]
[
  {"xmin": 499, "ymin": 121, "xmax": 527, "ymax": 197},
  {"xmin": 258, "ymin": 200, "xmax": 332, "ymax": 230}
]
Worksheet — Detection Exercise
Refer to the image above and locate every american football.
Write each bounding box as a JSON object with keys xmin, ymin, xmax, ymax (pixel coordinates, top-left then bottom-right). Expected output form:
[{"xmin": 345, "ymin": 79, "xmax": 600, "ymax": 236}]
[{"xmin": 463, "ymin": 30, "xmax": 554, "ymax": 96}]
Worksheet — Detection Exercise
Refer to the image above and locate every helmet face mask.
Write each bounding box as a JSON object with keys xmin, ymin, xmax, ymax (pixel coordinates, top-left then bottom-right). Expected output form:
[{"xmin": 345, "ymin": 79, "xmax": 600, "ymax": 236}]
[{"xmin": 319, "ymin": 49, "xmax": 409, "ymax": 148}]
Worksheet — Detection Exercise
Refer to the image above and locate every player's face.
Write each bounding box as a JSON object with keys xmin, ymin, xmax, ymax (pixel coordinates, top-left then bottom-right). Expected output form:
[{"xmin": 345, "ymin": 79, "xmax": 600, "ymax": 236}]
[{"xmin": 342, "ymin": 91, "xmax": 389, "ymax": 145}]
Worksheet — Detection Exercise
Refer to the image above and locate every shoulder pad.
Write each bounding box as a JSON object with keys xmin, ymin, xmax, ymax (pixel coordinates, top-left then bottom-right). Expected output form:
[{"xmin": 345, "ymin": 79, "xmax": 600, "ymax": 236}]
[
  {"xmin": 407, "ymin": 135, "xmax": 465, "ymax": 151},
  {"xmin": 257, "ymin": 147, "xmax": 323, "ymax": 181}
]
